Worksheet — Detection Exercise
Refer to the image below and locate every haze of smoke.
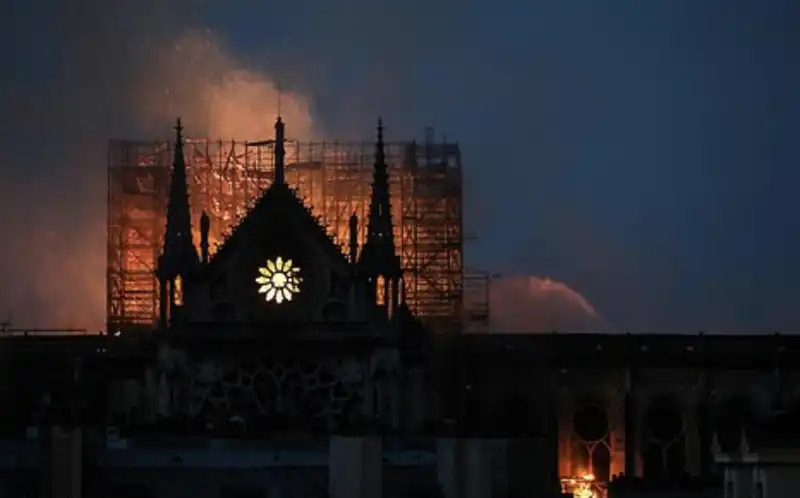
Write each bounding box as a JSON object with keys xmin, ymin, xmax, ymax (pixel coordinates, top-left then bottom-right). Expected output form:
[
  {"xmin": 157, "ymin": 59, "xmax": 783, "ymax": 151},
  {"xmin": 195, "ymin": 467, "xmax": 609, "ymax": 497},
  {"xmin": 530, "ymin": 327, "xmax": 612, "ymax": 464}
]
[
  {"xmin": 134, "ymin": 30, "xmax": 316, "ymax": 140},
  {"xmin": 0, "ymin": 2, "xmax": 316, "ymax": 331},
  {"xmin": 0, "ymin": 0, "xmax": 606, "ymax": 334},
  {"xmin": 489, "ymin": 275, "xmax": 616, "ymax": 333}
]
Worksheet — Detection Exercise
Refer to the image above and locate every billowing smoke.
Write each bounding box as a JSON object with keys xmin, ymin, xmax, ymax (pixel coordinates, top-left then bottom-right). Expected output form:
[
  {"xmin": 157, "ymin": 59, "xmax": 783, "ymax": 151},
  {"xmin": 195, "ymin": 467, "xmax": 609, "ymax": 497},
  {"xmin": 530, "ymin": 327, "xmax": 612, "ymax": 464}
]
[
  {"xmin": 489, "ymin": 275, "xmax": 615, "ymax": 333},
  {"xmin": 0, "ymin": 1, "xmax": 316, "ymax": 331},
  {"xmin": 0, "ymin": 0, "xmax": 614, "ymax": 334},
  {"xmin": 133, "ymin": 30, "xmax": 315, "ymax": 140}
]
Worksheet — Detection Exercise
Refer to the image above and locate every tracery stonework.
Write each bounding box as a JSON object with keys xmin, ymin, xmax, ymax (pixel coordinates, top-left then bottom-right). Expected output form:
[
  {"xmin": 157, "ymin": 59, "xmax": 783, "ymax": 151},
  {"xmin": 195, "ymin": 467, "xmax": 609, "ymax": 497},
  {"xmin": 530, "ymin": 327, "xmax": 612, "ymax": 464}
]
[{"xmin": 162, "ymin": 353, "xmax": 367, "ymax": 429}]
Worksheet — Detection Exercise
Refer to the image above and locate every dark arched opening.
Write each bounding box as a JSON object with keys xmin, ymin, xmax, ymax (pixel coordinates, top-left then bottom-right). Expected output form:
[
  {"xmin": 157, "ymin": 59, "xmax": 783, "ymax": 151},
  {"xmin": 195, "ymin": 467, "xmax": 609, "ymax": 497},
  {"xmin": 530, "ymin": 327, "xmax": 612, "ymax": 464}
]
[
  {"xmin": 572, "ymin": 442, "xmax": 590, "ymax": 475},
  {"xmin": 642, "ymin": 443, "xmax": 663, "ymax": 481},
  {"xmin": 665, "ymin": 441, "xmax": 686, "ymax": 481},
  {"xmin": 592, "ymin": 443, "xmax": 611, "ymax": 482},
  {"xmin": 642, "ymin": 396, "xmax": 684, "ymax": 481},
  {"xmin": 714, "ymin": 394, "xmax": 756, "ymax": 452},
  {"xmin": 574, "ymin": 405, "xmax": 609, "ymax": 442},
  {"xmin": 573, "ymin": 403, "xmax": 611, "ymax": 481},
  {"xmin": 646, "ymin": 397, "xmax": 683, "ymax": 444}
]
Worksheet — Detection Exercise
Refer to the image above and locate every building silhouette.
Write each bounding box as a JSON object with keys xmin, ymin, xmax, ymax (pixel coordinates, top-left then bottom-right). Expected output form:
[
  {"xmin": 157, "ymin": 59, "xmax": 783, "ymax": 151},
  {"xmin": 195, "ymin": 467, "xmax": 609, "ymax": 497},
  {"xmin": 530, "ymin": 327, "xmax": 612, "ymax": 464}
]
[{"xmin": 0, "ymin": 117, "xmax": 799, "ymax": 498}]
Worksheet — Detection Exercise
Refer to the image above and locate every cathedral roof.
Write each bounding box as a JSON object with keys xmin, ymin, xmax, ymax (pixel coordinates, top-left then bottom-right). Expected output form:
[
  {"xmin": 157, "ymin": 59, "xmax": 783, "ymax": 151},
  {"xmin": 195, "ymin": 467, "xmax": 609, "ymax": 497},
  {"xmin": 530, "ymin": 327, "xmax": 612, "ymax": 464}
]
[{"xmin": 205, "ymin": 181, "xmax": 349, "ymax": 275}]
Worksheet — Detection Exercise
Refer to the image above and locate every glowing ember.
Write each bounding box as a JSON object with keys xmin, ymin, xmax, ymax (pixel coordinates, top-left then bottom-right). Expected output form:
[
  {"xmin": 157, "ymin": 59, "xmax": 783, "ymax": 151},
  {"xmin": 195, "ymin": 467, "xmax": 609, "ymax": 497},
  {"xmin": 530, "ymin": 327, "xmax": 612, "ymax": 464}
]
[{"xmin": 560, "ymin": 473, "xmax": 598, "ymax": 498}]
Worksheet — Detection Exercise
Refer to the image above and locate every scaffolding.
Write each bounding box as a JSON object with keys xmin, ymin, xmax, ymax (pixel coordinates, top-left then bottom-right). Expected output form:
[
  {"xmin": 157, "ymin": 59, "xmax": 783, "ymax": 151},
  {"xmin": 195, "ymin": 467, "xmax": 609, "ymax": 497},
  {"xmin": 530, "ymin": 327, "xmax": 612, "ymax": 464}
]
[{"xmin": 107, "ymin": 131, "xmax": 486, "ymax": 333}]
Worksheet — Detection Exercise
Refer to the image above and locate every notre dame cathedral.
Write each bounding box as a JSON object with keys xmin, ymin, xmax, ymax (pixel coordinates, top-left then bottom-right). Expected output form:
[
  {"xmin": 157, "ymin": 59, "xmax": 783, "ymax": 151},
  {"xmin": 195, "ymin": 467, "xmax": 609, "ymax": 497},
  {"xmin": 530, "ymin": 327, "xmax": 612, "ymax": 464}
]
[
  {"xmin": 1, "ymin": 115, "xmax": 799, "ymax": 498},
  {"xmin": 122, "ymin": 115, "xmax": 433, "ymax": 436}
]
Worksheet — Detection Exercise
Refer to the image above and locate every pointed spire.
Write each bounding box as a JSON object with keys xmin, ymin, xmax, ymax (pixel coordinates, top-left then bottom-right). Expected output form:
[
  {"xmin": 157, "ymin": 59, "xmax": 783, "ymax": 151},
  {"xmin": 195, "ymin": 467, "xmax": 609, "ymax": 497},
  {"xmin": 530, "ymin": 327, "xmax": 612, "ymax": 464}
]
[
  {"xmin": 169, "ymin": 118, "xmax": 187, "ymax": 208},
  {"xmin": 364, "ymin": 116, "xmax": 395, "ymax": 257},
  {"xmin": 360, "ymin": 118, "xmax": 402, "ymax": 318},
  {"xmin": 160, "ymin": 117, "xmax": 198, "ymax": 275},
  {"xmin": 274, "ymin": 116, "xmax": 285, "ymax": 185},
  {"xmin": 376, "ymin": 117, "xmax": 386, "ymax": 168},
  {"xmin": 349, "ymin": 212, "xmax": 359, "ymax": 264}
]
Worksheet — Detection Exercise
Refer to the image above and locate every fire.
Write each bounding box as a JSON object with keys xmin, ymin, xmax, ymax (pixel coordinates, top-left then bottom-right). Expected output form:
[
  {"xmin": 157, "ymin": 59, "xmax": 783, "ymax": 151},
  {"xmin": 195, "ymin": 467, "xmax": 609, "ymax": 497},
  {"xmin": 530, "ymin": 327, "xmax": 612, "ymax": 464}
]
[
  {"xmin": 107, "ymin": 138, "xmax": 467, "ymax": 330},
  {"xmin": 560, "ymin": 472, "xmax": 599, "ymax": 498}
]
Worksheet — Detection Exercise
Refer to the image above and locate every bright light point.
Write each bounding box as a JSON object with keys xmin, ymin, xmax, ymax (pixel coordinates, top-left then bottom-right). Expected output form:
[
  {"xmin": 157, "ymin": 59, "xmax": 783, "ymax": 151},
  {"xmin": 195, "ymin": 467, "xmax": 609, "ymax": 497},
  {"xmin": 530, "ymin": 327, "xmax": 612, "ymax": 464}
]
[
  {"xmin": 272, "ymin": 272, "xmax": 287, "ymax": 287},
  {"xmin": 561, "ymin": 473, "xmax": 598, "ymax": 498},
  {"xmin": 256, "ymin": 257, "xmax": 302, "ymax": 303}
]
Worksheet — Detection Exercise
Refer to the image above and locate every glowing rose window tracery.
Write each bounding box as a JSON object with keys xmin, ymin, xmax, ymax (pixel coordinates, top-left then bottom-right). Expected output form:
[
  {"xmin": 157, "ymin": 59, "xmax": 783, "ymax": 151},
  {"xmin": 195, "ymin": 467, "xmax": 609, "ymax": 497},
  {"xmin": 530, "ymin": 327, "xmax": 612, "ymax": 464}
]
[{"xmin": 256, "ymin": 257, "xmax": 302, "ymax": 304}]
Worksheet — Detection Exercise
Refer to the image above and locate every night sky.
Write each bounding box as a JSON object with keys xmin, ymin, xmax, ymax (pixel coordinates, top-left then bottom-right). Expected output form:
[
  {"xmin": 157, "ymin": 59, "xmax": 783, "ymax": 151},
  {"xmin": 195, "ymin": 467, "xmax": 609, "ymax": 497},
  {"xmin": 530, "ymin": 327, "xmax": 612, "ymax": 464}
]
[{"xmin": 0, "ymin": 0, "xmax": 797, "ymax": 333}]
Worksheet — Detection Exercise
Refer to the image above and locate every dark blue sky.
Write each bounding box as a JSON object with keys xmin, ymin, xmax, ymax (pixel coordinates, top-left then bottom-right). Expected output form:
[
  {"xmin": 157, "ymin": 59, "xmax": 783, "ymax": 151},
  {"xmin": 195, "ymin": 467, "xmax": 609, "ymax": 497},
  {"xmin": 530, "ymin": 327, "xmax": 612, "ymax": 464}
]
[{"xmin": 0, "ymin": 0, "xmax": 797, "ymax": 332}]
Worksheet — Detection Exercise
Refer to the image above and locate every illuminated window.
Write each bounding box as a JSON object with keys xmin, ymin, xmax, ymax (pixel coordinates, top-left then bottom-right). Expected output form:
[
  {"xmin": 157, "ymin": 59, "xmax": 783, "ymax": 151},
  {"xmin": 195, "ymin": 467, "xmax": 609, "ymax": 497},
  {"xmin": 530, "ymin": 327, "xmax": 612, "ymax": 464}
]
[
  {"xmin": 256, "ymin": 256, "xmax": 302, "ymax": 304},
  {"xmin": 376, "ymin": 274, "xmax": 386, "ymax": 306},
  {"xmin": 174, "ymin": 275, "xmax": 184, "ymax": 306}
]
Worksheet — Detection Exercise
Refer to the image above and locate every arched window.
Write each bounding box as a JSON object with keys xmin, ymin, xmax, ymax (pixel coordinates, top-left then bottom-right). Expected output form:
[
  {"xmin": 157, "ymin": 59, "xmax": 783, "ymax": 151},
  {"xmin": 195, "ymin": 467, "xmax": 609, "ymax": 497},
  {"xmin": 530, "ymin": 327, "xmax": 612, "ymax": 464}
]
[
  {"xmin": 642, "ymin": 396, "xmax": 685, "ymax": 480},
  {"xmin": 573, "ymin": 403, "xmax": 611, "ymax": 482},
  {"xmin": 173, "ymin": 275, "xmax": 184, "ymax": 306},
  {"xmin": 574, "ymin": 405, "xmax": 608, "ymax": 442},
  {"xmin": 376, "ymin": 274, "xmax": 386, "ymax": 305},
  {"xmin": 645, "ymin": 397, "xmax": 683, "ymax": 443},
  {"xmin": 715, "ymin": 394, "xmax": 756, "ymax": 451},
  {"xmin": 592, "ymin": 442, "xmax": 611, "ymax": 482}
]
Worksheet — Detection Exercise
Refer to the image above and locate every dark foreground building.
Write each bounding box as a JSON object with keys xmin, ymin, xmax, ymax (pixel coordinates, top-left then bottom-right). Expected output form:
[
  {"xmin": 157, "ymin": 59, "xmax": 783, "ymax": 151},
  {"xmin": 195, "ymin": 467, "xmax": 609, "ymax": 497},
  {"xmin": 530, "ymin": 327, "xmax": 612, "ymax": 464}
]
[{"xmin": 1, "ymin": 117, "xmax": 800, "ymax": 498}]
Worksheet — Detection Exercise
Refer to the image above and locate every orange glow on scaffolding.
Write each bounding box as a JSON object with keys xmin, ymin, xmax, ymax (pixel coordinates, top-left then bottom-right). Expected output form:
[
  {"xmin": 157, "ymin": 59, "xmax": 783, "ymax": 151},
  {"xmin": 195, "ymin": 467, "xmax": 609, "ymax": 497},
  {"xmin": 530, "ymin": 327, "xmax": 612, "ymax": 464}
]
[
  {"xmin": 107, "ymin": 135, "xmax": 487, "ymax": 332},
  {"xmin": 173, "ymin": 275, "xmax": 183, "ymax": 307}
]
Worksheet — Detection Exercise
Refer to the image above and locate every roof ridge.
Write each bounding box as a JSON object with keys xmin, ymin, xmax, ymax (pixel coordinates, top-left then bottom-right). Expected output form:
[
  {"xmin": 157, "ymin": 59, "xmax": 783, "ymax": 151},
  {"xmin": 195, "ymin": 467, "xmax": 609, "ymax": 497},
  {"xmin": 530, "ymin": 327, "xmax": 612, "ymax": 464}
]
[
  {"xmin": 281, "ymin": 185, "xmax": 345, "ymax": 254},
  {"xmin": 206, "ymin": 183, "xmax": 348, "ymax": 274}
]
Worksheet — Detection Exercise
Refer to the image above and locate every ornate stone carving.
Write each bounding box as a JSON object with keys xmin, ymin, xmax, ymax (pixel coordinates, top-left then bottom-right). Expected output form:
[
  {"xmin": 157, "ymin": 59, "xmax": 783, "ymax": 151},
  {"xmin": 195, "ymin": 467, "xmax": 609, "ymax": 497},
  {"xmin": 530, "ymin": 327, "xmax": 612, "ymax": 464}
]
[{"xmin": 160, "ymin": 353, "xmax": 368, "ymax": 430}]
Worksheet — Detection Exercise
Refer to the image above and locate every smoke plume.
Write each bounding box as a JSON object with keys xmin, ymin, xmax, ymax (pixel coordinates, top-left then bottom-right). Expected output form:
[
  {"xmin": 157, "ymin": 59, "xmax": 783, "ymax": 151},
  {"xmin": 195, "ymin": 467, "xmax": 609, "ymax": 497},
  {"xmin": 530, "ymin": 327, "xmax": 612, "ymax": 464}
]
[
  {"xmin": 0, "ymin": 0, "xmax": 609, "ymax": 335},
  {"xmin": 133, "ymin": 30, "xmax": 316, "ymax": 140},
  {"xmin": 489, "ymin": 276, "xmax": 615, "ymax": 333},
  {"xmin": 0, "ymin": 1, "xmax": 316, "ymax": 331}
]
